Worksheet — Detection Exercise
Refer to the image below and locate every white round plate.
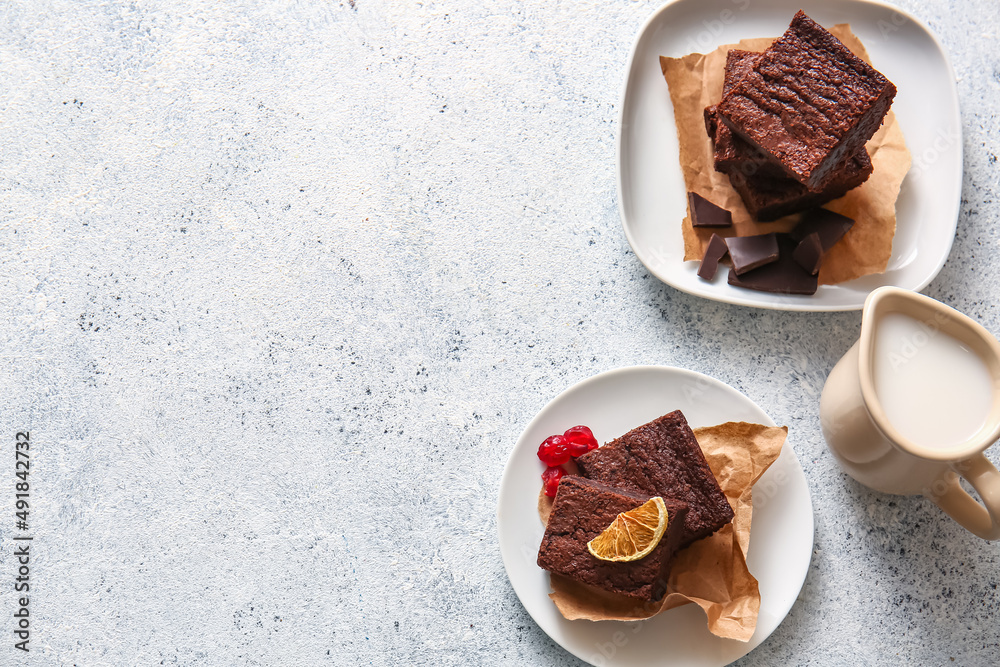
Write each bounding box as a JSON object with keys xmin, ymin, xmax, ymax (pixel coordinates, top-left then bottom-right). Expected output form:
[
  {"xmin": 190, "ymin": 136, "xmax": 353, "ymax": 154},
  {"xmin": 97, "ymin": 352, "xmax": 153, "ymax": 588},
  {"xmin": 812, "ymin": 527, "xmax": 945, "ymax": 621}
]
[
  {"xmin": 498, "ymin": 366, "xmax": 814, "ymax": 666},
  {"xmin": 617, "ymin": 0, "xmax": 961, "ymax": 311}
]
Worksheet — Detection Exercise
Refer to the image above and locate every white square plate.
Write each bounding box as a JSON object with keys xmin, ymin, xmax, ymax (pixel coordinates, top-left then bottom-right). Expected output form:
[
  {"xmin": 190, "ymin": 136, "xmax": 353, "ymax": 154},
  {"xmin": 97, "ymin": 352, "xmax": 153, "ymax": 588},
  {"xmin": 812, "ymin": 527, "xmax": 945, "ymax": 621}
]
[{"xmin": 617, "ymin": 0, "xmax": 961, "ymax": 311}]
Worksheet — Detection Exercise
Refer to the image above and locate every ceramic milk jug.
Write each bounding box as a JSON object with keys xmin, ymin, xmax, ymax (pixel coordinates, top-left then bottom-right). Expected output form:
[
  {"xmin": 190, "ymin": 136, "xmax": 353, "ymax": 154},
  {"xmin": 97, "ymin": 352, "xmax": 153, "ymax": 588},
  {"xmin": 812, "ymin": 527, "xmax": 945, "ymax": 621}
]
[{"xmin": 820, "ymin": 286, "xmax": 1000, "ymax": 539}]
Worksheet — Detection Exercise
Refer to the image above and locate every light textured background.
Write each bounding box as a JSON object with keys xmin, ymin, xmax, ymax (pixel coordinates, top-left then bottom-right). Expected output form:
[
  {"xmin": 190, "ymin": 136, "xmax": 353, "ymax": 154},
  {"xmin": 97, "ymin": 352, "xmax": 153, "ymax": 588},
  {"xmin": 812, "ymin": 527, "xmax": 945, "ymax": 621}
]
[{"xmin": 1, "ymin": 0, "xmax": 998, "ymax": 664}]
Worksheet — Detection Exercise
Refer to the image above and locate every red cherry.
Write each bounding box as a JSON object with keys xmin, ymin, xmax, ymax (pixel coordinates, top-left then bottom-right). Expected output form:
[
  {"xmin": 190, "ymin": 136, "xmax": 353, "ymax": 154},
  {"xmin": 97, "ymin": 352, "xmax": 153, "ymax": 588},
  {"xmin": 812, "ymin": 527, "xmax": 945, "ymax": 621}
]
[
  {"xmin": 537, "ymin": 435, "xmax": 571, "ymax": 466},
  {"xmin": 541, "ymin": 466, "xmax": 565, "ymax": 497},
  {"xmin": 563, "ymin": 425, "xmax": 598, "ymax": 456},
  {"xmin": 565, "ymin": 438, "xmax": 590, "ymax": 457}
]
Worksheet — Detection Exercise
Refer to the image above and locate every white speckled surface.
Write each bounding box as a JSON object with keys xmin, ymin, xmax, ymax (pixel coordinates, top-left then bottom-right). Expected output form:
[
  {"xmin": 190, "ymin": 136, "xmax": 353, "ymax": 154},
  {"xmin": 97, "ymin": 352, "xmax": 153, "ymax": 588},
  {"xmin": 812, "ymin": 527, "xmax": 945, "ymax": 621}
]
[{"xmin": 1, "ymin": 0, "xmax": 998, "ymax": 664}]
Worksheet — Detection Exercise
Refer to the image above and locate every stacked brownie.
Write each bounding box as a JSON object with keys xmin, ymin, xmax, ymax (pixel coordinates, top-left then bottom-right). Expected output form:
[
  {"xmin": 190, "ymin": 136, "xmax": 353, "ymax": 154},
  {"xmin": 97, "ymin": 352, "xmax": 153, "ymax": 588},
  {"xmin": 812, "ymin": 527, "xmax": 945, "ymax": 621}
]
[
  {"xmin": 705, "ymin": 11, "xmax": 895, "ymax": 221},
  {"xmin": 536, "ymin": 411, "xmax": 733, "ymax": 602}
]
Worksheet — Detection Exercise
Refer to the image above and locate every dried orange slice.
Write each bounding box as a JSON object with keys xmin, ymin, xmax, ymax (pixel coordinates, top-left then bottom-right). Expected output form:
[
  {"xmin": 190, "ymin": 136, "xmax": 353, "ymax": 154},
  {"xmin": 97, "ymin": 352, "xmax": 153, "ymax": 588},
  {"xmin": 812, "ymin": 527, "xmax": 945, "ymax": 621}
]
[{"xmin": 587, "ymin": 496, "xmax": 668, "ymax": 562}]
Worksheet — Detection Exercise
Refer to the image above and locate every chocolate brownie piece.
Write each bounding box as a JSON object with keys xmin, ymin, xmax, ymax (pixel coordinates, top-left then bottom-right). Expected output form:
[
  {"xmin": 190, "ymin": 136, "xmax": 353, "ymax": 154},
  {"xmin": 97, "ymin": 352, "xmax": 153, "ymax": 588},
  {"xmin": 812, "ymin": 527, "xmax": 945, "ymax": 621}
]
[
  {"xmin": 704, "ymin": 52, "xmax": 747, "ymax": 140},
  {"xmin": 704, "ymin": 50, "xmax": 760, "ymax": 141},
  {"xmin": 728, "ymin": 148, "xmax": 872, "ymax": 221},
  {"xmin": 576, "ymin": 411, "xmax": 733, "ymax": 546},
  {"xmin": 713, "ymin": 123, "xmax": 786, "ymax": 179},
  {"xmin": 704, "ymin": 104, "xmax": 718, "ymax": 138},
  {"xmin": 723, "ymin": 49, "xmax": 758, "ymax": 95},
  {"xmin": 709, "ymin": 51, "xmax": 788, "ymax": 179},
  {"xmin": 710, "ymin": 48, "xmax": 874, "ymax": 210},
  {"xmin": 705, "ymin": 49, "xmax": 758, "ymax": 142},
  {"xmin": 716, "ymin": 11, "xmax": 896, "ymax": 190},
  {"xmin": 537, "ymin": 477, "xmax": 689, "ymax": 601}
]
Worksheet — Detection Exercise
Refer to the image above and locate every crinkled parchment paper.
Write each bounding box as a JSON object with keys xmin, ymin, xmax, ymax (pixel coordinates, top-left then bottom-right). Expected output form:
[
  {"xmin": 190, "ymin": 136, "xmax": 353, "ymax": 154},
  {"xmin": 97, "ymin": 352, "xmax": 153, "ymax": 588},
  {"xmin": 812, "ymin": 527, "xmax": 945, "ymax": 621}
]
[
  {"xmin": 537, "ymin": 422, "xmax": 788, "ymax": 642},
  {"xmin": 659, "ymin": 25, "xmax": 911, "ymax": 286}
]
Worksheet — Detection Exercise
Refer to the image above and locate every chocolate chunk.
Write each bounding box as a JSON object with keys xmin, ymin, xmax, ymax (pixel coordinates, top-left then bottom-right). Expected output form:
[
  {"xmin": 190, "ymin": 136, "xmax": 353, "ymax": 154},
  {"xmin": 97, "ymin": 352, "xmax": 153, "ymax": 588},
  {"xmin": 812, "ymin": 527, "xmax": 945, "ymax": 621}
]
[
  {"xmin": 792, "ymin": 232, "xmax": 824, "ymax": 275},
  {"xmin": 728, "ymin": 234, "xmax": 818, "ymax": 295},
  {"xmin": 788, "ymin": 209, "xmax": 855, "ymax": 275},
  {"xmin": 790, "ymin": 208, "xmax": 856, "ymax": 246},
  {"xmin": 727, "ymin": 233, "xmax": 779, "ymax": 275},
  {"xmin": 716, "ymin": 11, "xmax": 896, "ymax": 190},
  {"xmin": 688, "ymin": 192, "xmax": 732, "ymax": 228},
  {"xmin": 697, "ymin": 233, "xmax": 730, "ymax": 281}
]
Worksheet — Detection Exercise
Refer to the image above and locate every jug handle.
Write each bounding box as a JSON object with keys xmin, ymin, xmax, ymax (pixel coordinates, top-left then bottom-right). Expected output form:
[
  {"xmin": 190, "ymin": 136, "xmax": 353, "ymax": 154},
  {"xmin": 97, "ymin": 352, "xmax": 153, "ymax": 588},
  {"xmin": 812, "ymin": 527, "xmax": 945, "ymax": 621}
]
[{"xmin": 927, "ymin": 454, "xmax": 1000, "ymax": 540}]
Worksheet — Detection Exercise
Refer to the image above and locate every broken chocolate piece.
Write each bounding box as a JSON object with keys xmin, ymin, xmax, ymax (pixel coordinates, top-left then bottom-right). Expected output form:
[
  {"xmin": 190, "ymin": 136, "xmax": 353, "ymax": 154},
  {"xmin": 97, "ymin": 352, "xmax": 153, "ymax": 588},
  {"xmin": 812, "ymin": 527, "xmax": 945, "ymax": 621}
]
[
  {"xmin": 790, "ymin": 208, "xmax": 856, "ymax": 246},
  {"xmin": 716, "ymin": 11, "xmax": 896, "ymax": 190},
  {"xmin": 788, "ymin": 209, "xmax": 856, "ymax": 274},
  {"xmin": 792, "ymin": 232, "xmax": 824, "ymax": 275},
  {"xmin": 697, "ymin": 233, "xmax": 729, "ymax": 281},
  {"xmin": 728, "ymin": 234, "xmax": 818, "ymax": 295},
  {"xmin": 688, "ymin": 192, "xmax": 732, "ymax": 228},
  {"xmin": 727, "ymin": 233, "xmax": 779, "ymax": 275}
]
